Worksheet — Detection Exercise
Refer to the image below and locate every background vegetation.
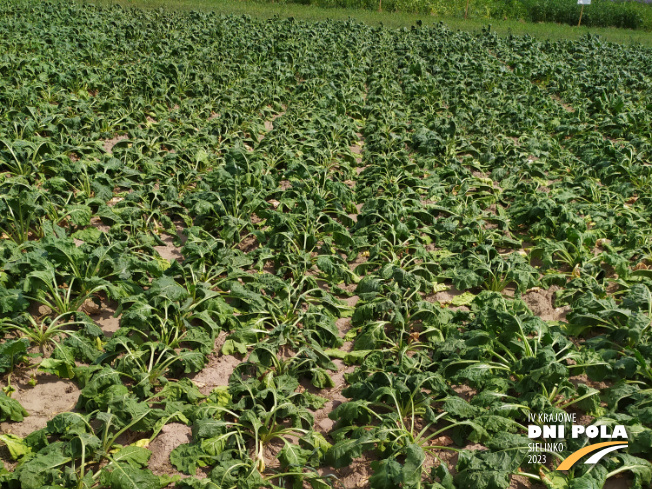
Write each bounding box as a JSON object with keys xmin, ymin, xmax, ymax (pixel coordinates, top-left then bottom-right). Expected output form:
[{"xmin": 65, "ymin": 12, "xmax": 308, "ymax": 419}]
[
  {"xmin": 251, "ymin": 0, "xmax": 652, "ymax": 30},
  {"xmin": 91, "ymin": 0, "xmax": 652, "ymax": 46}
]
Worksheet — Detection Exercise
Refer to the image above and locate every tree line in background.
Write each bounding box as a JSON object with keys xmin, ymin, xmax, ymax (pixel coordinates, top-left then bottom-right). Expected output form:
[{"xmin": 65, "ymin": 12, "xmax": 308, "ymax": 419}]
[{"xmin": 262, "ymin": 0, "xmax": 652, "ymax": 30}]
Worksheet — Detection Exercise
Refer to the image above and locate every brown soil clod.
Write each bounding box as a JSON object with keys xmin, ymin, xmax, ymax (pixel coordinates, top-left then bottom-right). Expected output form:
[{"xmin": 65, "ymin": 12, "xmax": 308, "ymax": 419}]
[
  {"xmin": 522, "ymin": 286, "xmax": 570, "ymax": 321},
  {"xmin": 341, "ymin": 295, "xmax": 359, "ymax": 308},
  {"xmin": 80, "ymin": 298, "xmax": 101, "ymax": 316},
  {"xmin": 107, "ymin": 196, "xmax": 124, "ymax": 207},
  {"xmin": 510, "ymin": 474, "xmax": 546, "ymax": 489},
  {"xmin": 279, "ymin": 180, "xmax": 292, "ymax": 190},
  {"xmin": 452, "ymin": 384, "xmax": 477, "ymax": 402},
  {"xmin": 237, "ymin": 235, "xmax": 259, "ymax": 253},
  {"xmin": 90, "ymin": 216, "xmax": 111, "ymax": 233}
]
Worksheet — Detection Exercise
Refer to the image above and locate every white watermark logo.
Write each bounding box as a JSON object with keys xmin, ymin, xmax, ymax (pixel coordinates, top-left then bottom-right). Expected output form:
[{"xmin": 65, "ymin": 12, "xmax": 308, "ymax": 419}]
[{"xmin": 526, "ymin": 412, "xmax": 628, "ymax": 470}]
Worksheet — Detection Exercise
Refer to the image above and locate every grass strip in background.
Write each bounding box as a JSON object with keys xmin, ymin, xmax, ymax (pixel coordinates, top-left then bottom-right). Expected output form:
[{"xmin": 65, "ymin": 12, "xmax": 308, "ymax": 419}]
[{"xmin": 88, "ymin": 0, "xmax": 652, "ymax": 45}]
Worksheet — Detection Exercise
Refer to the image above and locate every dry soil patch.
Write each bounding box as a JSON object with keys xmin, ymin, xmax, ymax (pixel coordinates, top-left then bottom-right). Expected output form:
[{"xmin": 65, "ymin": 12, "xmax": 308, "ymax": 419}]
[
  {"xmin": 0, "ymin": 373, "xmax": 80, "ymax": 437},
  {"xmin": 148, "ymin": 423, "xmax": 193, "ymax": 478},
  {"xmin": 190, "ymin": 333, "xmax": 241, "ymax": 395},
  {"xmin": 102, "ymin": 134, "xmax": 128, "ymax": 153},
  {"xmin": 95, "ymin": 299, "xmax": 120, "ymax": 337},
  {"xmin": 154, "ymin": 234, "xmax": 184, "ymax": 262},
  {"xmin": 522, "ymin": 286, "xmax": 570, "ymax": 321}
]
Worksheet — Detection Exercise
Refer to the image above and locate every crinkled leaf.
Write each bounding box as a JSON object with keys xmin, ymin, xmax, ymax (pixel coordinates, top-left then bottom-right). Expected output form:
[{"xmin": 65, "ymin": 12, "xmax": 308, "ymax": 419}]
[
  {"xmin": 170, "ymin": 443, "xmax": 207, "ymax": 475},
  {"xmin": 148, "ymin": 276, "xmax": 189, "ymax": 302}
]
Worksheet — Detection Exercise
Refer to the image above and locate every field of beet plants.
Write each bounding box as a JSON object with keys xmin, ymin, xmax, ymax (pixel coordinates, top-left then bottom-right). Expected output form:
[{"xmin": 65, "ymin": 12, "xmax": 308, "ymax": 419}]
[{"xmin": 2, "ymin": 1, "xmax": 652, "ymax": 488}]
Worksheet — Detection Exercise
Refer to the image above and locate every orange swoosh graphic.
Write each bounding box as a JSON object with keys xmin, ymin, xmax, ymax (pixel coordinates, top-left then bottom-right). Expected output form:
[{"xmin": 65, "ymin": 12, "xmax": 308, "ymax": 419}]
[{"xmin": 556, "ymin": 441, "xmax": 627, "ymax": 470}]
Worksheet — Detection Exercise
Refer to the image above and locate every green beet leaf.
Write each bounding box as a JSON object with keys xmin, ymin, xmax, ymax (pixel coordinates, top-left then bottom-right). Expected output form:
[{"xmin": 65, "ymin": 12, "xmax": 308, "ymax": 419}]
[
  {"xmin": 0, "ymin": 434, "xmax": 31, "ymax": 460},
  {"xmin": 103, "ymin": 464, "xmax": 170, "ymax": 489},
  {"xmin": 0, "ymin": 392, "xmax": 28, "ymax": 422}
]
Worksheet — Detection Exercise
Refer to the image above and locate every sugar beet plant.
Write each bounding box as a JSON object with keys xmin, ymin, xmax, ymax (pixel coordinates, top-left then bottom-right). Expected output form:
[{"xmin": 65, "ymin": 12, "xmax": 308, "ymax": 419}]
[{"xmin": 2, "ymin": 1, "xmax": 652, "ymax": 488}]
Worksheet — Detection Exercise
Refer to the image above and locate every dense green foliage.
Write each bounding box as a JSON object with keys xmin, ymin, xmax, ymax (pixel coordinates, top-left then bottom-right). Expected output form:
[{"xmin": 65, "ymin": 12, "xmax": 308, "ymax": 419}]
[
  {"xmin": 521, "ymin": 0, "xmax": 647, "ymax": 29},
  {"xmin": 261, "ymin": 0, "xmax": 652, "ymax": 30},
  {"xmin": 2, "ymin": 0, "xmax": 652, "ymax": 488}
]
